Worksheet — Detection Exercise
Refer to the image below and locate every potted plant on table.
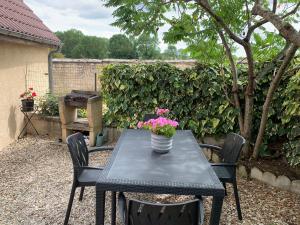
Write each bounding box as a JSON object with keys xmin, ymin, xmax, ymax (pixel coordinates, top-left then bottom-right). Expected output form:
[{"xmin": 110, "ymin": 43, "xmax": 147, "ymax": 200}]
[
  {"xmin": 137, "ymin": 108, "xmax": 179, "ymax": 154},
  {"xmin": 20, "ymin": 87, "xmax": 37, "ymax": 112}
]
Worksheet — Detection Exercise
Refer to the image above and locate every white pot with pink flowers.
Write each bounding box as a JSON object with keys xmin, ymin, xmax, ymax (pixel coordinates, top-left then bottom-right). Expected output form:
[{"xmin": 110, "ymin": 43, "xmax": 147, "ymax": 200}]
[{"xmin": 138, "ymin": 108, "xmax": 179, "ymax": 154}]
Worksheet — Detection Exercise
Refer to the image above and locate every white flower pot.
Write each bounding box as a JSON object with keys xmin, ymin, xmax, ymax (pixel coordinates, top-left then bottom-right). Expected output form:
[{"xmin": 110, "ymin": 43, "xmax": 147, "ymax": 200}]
[{"xmin": 151, "ymin": 133, "xmax": 173, "ymax": 154}]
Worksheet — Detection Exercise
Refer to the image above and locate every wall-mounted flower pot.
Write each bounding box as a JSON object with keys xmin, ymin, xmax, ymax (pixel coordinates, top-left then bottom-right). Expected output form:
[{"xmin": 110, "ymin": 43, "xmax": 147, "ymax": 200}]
[{"xmin": 21, "ymin": 99, "xmax": 34, "ymax": 112}]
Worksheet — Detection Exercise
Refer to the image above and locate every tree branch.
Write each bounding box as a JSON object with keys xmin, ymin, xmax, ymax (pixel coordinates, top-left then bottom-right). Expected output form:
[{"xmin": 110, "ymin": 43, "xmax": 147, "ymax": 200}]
[
  {"xmin": 252, "ymin": 3, "xmax": 300, "ymax": 47},
  {"xmin": 217, "ymin": 27, "xmax": 244, "ymax": 132},
  {"xmin": 196, "ymin": 0, "xmax": 245, "ymax": 46},
  {"xmin": 252, "ymin": 44, "xmax": 298, "ymax": 159},
  {"xmin": 281, "ymin": 2, "xmax": 300, "ymax": 19}
]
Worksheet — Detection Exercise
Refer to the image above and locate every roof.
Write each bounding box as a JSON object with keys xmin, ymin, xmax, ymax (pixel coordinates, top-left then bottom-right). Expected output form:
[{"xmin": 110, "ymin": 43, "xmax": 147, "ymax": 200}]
[{"xmin": 0, "ymin": 0, "xmax": 60, "ymax": 46}]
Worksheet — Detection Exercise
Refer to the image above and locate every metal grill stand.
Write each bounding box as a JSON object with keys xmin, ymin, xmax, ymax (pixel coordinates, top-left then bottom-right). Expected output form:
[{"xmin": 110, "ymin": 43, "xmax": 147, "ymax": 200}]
[{"xmin": 59, "ymin": 90, "xmax": 102, "ymax": 146}]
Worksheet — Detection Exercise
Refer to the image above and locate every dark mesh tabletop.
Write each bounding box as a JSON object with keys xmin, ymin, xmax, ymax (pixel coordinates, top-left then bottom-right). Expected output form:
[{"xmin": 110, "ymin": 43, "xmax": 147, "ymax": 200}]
[{"xmin": 97, "ymin": 129, "xmax": 224, "ymax": 196}]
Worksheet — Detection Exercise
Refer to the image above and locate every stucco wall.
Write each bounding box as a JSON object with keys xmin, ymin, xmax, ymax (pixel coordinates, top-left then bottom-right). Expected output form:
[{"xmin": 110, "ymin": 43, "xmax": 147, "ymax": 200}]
[{"xmin": 0, "ymin": 40, "xmax": 49, "ymax": 150}]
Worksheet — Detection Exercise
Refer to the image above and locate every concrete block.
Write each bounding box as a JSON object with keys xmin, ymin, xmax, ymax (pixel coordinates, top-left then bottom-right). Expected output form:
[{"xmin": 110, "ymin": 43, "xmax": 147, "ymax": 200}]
[
  {"xmin": 250, "ymin": 167, "xmax": 263, "ymax": 181},
  {"xmin": 58, "ymin": 97, "xmax": 77, "ymax": 124},
  {"xmin": 290, "ymin": 180, "xmax": 300, "ymax": 194},
  {"xmin": 202, "ymin": 136, "xmax": 224, "ymax": 146},
  {"xmin": 202, "ymin": 148, "xmax": 211, "ymax": 159},
  {"xmin": 262, "ymin": 171, "xmax": 277, "ymax": 186},
  {"xmin": 212, "ymin": 153, "xmax": 221, "ymax": 163},
  {"xmin": 275, "ymin": 176, "xmax": 291, "ymax": 190},
  {"xmin": 237, "ymin": 165, "xmax": 248, "ymax": 178}
]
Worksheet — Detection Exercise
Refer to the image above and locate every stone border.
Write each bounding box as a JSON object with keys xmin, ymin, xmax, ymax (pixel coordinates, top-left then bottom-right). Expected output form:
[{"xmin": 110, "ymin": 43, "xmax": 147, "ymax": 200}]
[{"xmin": 202, "ymin": 147, "xmax": 300, "ymax": 195}]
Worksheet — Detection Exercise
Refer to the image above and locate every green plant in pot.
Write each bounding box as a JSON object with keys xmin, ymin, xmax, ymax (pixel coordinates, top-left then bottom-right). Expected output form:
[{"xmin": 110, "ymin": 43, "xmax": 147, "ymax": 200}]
[
  {"xmin": 20, "ymin": 88, "xmax": 37, "ymax": 112},
  {"xmin": 138, "ymin": 108, "xmax": 179, "ymax": 154}
]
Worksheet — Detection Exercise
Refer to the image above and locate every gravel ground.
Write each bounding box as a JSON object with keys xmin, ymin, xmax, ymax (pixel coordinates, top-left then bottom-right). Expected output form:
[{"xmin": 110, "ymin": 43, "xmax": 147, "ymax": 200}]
[{"xmin": 0, "ymin": 136, "xmax": 299, "ymax": 225}]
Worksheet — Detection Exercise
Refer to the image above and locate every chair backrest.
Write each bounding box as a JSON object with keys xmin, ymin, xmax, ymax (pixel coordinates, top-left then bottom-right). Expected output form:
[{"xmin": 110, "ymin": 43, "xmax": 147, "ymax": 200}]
[
  {"xmin": 220, "ymin": 133, "xmax": 245, "ymax": 163},
  {"xmin": 66, "ymin": 132, "xmax": 89, "ymax": 177},
  {"xmin": 143, "ymin": 114, "xmax": 158, "ymax": 122},
  {"xmin": 126, "ymin": 199, "xmax": 202, "ymax": 225}
]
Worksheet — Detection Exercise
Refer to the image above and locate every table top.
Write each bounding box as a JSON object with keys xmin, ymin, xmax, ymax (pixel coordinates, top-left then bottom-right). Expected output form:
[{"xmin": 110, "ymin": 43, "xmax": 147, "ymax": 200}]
[{"xmin": 97, "ymin": 129, "xmax": 224, "ymax": 196}]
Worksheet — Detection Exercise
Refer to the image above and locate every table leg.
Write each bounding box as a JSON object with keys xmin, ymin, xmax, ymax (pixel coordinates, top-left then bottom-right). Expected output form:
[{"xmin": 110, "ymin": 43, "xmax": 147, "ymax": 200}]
[
  {"xmin": 209, "ymin": 196, "xmax": 224, "ymax": 225},
  {"xmin": 111, "ymin": 192, "xmax": 116, "ymax": 225},
  {"xmin": 96, "ymin": 188, "xmax": 106, "ymax": 225}
]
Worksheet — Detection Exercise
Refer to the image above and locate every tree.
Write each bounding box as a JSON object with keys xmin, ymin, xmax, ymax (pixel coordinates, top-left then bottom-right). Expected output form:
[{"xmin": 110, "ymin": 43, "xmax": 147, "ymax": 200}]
[
  {"xmin": 55, "ymin": 29, "xmax": 109, "ymax": 59},
  {"xmin": 71, "ymin": 36, "xmax": 109, "ymax": 59},
  {"xmin": 108, "ymin": 34, "xmax": 136, "ymax": 59},
  {"xmin": 162, "ymin": 45, "xmax": 178, "ymax": 59},
  {"xmin": 104, "ymin": 0, "xmax": 300, "ymax": 159},
  {"xmin": 133, "ymin": 34, "xmax": 161, "ymax": 59},
  {"xmin": 55, "ymin": 29, "xmax": 84, "ymax": 58}
]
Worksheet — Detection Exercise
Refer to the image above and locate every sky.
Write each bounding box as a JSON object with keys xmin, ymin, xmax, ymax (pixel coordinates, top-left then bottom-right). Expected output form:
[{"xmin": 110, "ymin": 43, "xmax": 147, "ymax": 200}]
[{"xmin": 24, "ymin": 0, "xmax": 184, "ymax": 51}]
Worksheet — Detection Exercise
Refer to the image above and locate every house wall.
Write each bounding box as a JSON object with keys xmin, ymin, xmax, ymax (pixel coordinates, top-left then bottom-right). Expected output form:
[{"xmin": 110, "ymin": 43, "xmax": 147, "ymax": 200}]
[{"xmin": 0, "ymin": 40, "xmax": 49, "ymax": 150}]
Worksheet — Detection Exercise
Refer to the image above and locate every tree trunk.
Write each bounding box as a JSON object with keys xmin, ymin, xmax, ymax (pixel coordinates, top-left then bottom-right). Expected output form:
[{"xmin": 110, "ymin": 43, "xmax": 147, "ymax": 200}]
[
  {"xmin": 242, "ymin": 43, "xmax": 256, "ymax": 157},
  {"xmin": 252, "ymin": 44, "xmax": 298, "ymax": 159},
  {"xmin": 217, "ymin": 28, "xmax": 244, "ymax": 133}
]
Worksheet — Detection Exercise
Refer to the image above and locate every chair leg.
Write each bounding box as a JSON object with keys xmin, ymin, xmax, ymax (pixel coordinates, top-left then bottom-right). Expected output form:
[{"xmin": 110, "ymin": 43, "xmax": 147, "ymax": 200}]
[
  {"xmin": 111, "ymin": 192, "xmax": 117, "ymax": 225},
  {"xmin": 64, "ymin": 183, "xmax": 77, "ymax": 225},
  {"xmin": 79, "ymin": 187, "xmax": 85, "ymax": 201},
  {"xmin": 222, "ymin": 182, "xmax": 227, "ymax": 196},
  {"xmin": 233, "ymin": 180, "xmax": 242, "ymax": 220}
]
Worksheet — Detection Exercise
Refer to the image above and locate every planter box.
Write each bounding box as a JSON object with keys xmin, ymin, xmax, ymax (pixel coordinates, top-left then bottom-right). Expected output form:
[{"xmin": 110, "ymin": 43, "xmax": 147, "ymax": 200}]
[
  {"xmin": 26, "ymin": 115, "xmax": 122, "ymax": 143},
  {"xmin": 26, "ymin": 114, "xmax": 62, "ymax": 138}
]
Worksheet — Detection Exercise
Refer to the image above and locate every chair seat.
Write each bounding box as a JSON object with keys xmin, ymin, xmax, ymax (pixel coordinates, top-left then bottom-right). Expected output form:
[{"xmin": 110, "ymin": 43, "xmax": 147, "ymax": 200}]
[
  {"xmin": 212, "ymin": 166, "xmax": 235, "ymax": 182},
  {"xmin": 78, "ymin": 168, "xmax": 103, "ymax": 185}
]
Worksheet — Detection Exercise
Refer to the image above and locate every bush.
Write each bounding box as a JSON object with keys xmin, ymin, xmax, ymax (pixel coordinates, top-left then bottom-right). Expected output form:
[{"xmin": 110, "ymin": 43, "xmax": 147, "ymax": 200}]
[
  {"xmin": 101, "ymin": 63, "xmax": 238, "ymax": 138},
  {"xmin": 38, "ymin": 93, "xmax": 59, "ymax": 116},
  {"xmin": 101, "ymin": 62, "xmax": 300, "ymax": 166}
]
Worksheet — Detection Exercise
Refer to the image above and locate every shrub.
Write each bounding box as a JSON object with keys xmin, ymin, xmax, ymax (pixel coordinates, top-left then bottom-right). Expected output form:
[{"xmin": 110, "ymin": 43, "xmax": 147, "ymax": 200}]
[
  {"xmin": 101, "ymin": 62, "xmax": 300, "ymax": 166},
  {"xmin": 38, "ymin": 93, "xmax": 59, "ymax": 116},
  {"xmin": 101, "ymin": 63, "xmax": 238, "ymax": 138}
]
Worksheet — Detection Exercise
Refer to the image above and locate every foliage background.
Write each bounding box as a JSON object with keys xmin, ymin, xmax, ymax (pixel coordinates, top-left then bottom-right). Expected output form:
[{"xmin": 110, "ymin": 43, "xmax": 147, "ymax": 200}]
[{"xmin": 101, "ymin": 63, "xmax": 300, "ymax": 166}]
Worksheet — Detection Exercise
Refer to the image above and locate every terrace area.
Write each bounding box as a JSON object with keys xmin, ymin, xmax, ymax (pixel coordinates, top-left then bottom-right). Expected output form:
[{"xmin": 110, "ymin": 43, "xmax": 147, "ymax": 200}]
[{"xmin": 0, "ymin": 136, "xmax": 299, "ymax": 225}]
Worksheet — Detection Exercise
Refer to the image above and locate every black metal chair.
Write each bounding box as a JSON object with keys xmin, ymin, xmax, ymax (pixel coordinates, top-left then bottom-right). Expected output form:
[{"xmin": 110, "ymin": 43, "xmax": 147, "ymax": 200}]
[
  {"xmin": 118, "ymin": 193, "xmax": 204, "ymax": 225},
  {"xmin": 64, "ymin": 132, "xmax": 114, "ymax": 225},
  {"xmin": 199, "ymin": 133, "xmax": 245, "ymax": 220}
]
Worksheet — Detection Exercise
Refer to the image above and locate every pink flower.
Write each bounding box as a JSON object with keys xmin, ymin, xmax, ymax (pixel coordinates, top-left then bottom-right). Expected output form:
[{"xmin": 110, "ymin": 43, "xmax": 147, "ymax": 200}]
[
  {"xmin": 137, "ymin": 121, "xmax": 144, "ymax": 128},
  {"xmin": 156, "ymin": 108, "xmax": 170, "ymax": 116}
]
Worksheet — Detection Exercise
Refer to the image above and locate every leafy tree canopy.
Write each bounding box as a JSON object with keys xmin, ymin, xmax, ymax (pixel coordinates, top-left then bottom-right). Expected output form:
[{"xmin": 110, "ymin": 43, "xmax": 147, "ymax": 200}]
[
  {"xmin": 104, "ymin": 0, "xmax": 299, "ymax": 63},
  {"xmin": 108, "ymin": 34, "xmax": 136, "ymax": 58},
  {"xmin": 55, "ymin": 29, "xmax": 109, "ymax": 59}
]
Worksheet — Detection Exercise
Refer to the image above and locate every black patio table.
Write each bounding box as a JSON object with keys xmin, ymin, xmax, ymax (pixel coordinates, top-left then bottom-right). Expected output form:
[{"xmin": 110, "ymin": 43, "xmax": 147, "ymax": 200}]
[{"xmin": 96, "ymin": 129, "xmax": 225, "ymax": 225}]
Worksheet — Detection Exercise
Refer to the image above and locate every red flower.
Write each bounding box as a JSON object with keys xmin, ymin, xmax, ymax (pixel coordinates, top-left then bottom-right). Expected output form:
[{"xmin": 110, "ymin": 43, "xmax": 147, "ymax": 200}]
[
  {"xmin": 32, "ymin": 92, "xmax": 37, "ymax": 97},
  {"xmin": 29, "ymin": 87, "xmax": 33, "ymax": 90}
]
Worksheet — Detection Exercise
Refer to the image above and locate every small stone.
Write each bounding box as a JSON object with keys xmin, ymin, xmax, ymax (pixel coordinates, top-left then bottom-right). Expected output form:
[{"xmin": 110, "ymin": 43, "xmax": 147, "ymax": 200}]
[
  {"xmin": 290, "ymin": 180, "xmax": 300, "ymax": 194},
  {"xmin": 262, "ymin": 171, "xmax": 277, "ymax": 186},
  {"xmin": 275, "ymin": 176, "xmax": 291, "ymax": 190},
  {"xmin": 238, "ymin": 165, "xmax": 248, "ymax": 178},
  {"xmin": 250, "ymin": 167, "xmax": 263, "ymax": 181}
]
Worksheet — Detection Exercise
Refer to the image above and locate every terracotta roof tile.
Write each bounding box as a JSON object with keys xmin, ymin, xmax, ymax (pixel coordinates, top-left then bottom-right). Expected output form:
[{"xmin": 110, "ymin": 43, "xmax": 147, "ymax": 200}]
[{"xmin": 0, "ymin": 0, "xmax": 60, "ymax": 46}]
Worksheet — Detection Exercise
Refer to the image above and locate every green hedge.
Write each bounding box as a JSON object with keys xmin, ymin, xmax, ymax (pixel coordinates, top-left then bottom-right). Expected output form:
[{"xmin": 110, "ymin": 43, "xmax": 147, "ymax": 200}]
[
  {"xmin": 101, "ymin": 62, "xmax": 300, "ymax": 166},
  {"xmin": 101, "ymin": 63, "xmax": 238, "ymax": 137}
]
